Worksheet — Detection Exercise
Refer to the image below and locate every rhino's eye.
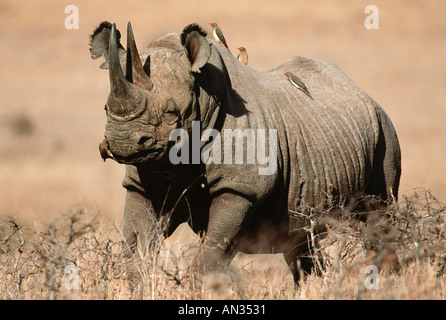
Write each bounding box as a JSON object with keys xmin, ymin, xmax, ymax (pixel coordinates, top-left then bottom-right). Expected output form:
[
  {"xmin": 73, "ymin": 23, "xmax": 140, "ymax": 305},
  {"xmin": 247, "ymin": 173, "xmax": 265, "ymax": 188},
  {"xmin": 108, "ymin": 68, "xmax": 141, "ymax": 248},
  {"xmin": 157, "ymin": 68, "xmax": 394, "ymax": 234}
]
[
  {"xmin": 162, "ymin": 101, "xmax": 178, "ymax": 125},
  {"xmin": 162, "ymin": 109, "xmax": 178, "ymax": 126}
]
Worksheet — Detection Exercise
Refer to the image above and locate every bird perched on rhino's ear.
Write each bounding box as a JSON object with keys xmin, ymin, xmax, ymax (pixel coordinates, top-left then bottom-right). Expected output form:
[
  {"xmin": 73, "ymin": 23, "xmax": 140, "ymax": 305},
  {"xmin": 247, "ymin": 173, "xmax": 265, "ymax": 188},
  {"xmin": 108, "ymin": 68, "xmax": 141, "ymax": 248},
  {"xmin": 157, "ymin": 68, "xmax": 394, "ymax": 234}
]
[
  {"xmin": 209, "ymin": 22, "xmax": 229, "ymax": 49},
  {"xmin": 237, "ymin": 47, "xmax": 248, "ymax": 65},
  {"xmin": 284, "ymin": 72, "xmax": 313, "ymax": 100}
]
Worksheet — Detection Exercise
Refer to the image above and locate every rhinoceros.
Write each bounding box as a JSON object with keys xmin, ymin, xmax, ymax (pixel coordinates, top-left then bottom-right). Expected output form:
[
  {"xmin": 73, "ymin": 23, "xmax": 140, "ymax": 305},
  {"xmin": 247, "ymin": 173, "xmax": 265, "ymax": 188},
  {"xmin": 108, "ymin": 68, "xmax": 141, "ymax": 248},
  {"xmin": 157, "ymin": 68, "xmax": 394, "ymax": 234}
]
[{"xmin": 89, "ymin": 21, "xmax": 401, "ymax": 280}]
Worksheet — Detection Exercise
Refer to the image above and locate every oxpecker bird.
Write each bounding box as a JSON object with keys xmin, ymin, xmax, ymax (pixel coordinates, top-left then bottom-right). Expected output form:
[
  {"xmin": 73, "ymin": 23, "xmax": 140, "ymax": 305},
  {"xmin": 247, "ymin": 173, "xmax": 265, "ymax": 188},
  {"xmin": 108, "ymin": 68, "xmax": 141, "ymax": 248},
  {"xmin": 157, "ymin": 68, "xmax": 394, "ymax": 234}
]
[
  {"xmin": 99, "ymin": 138, "xmax": 113, "ymax": 161},
  {"xmin": 237, "ymin": 47, "xmax": 248, "ymax": 65},
  {"xmin": 284, "ymin": 71, "xmax": 313, "ymax": 100},
  {"xmin": 209, "ymin": 22, "xmax": 229, "ymax": 48}
]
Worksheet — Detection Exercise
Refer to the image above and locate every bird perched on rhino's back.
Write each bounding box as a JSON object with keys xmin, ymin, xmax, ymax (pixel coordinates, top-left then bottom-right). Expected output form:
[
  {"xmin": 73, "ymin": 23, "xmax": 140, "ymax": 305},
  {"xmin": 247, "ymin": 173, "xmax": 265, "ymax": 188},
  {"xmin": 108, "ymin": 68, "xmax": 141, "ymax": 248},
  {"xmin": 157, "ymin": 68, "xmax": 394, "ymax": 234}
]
[
  {"xmin": 284, "ymin": 71, "xmax": 313, "ymax": 100},
  {"xmin": 237, "ymin": 47, "xmax": 248, "ymax": 65},
  {"xmin": 209, "ymin": 22, "xmax": 229, "ymax": 49}
]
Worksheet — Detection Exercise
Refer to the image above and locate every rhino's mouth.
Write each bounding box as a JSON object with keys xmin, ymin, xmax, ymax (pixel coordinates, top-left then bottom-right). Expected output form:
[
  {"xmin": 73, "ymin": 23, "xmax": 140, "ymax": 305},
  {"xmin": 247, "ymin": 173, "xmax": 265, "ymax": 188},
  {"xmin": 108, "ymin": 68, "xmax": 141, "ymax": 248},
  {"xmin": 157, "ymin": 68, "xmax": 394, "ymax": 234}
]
[
  {"xmin": 99, "ymin": 138, "xmax": 164, "ymax": 164},
  {"xmin": 113, "ymin": 148, "xmax": 164, "ymax": 164}
]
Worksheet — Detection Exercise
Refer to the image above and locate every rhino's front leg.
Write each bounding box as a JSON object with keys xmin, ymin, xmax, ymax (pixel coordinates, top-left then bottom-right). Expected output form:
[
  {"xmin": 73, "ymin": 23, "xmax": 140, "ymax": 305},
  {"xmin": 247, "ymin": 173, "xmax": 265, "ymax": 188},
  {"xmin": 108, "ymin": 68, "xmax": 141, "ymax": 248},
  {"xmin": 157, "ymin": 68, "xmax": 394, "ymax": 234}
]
[
  {"xmin": 122, "ymin": 190, "xmax": 159, "ymax": 297},
  {"xmin": 201, "ymin": 192, "xmax": 252, "ymax": 267},
  {"xmin": 123, "ymin": 190, "xmax": 158, "ymax": 256}
]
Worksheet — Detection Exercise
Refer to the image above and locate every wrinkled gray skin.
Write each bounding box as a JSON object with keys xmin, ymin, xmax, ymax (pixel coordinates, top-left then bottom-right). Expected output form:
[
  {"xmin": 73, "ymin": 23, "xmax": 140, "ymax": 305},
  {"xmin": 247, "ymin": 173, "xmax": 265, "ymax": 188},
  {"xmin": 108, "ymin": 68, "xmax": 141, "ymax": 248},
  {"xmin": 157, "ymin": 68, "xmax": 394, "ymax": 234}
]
[{"xmin": 90, "ymin": 22, "xmax": 401, "ymax": 281}]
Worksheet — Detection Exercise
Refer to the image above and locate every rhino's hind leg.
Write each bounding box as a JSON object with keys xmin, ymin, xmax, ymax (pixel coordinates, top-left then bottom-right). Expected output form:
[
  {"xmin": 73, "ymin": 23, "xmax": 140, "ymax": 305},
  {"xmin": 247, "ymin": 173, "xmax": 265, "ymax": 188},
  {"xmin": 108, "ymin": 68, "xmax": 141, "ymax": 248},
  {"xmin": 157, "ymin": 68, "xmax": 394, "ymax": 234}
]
[
  {"xmin": 284, "ymin": 218, "xmax": 327, "ymax": 283},
  {"xmin": 354, "ymin": 198, "xmax": 400, "ymax": 273},
  {"xmin": 361, "ymin": 106, "xmax": 402, "ymax": 272},
  {"xmin": 283, "ymin": 238, "xmax": 318, "ymax": 283}
]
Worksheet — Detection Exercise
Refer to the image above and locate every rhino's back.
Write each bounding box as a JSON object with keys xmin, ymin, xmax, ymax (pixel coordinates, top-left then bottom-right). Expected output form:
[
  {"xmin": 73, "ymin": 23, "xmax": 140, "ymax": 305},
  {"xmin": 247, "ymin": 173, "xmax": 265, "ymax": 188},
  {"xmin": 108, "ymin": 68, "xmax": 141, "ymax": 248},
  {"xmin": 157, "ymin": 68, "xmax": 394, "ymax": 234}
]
[{"xmin": 226, "ymin": 56, "xmax": 382, "ymax": 210}]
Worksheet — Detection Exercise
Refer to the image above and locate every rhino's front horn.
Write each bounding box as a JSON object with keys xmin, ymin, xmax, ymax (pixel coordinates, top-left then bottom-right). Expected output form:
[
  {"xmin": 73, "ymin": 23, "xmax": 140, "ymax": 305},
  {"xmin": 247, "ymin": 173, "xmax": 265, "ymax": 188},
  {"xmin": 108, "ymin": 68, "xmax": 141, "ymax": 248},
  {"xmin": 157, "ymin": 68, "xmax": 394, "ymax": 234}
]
[
  {"xmin": 108, "ymin": 23, "xmax": 146, "ymax": 120},
  {"xmin": 126, "ymin": 22, "xmax": 154, "ymax": 90}
]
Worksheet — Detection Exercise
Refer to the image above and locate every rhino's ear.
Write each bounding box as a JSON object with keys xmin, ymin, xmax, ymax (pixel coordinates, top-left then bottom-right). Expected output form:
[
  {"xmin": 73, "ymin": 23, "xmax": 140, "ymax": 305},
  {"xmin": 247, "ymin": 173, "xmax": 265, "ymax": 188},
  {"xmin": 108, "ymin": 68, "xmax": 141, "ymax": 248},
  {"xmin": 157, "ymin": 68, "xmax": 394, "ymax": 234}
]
[
  {"xmin": 181, "ymin": 23, "xmax": 211, "ymax": 73},
  {"xmin": 90, "ymin": 21, "xmax": 126, "ymax": 69}
]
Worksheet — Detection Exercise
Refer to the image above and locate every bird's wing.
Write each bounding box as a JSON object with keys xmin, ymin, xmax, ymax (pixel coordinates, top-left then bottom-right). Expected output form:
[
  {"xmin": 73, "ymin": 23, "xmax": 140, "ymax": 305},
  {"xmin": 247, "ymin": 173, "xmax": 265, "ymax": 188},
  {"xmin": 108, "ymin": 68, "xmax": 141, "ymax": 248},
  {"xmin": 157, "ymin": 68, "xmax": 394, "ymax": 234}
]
[
  {"xmin": 291, "ymin": 75, "xmax": 307, "ymax": 90},
  {"xmin": 216, "ymin": 28, "xmax": 228, "ymax": 47},
  {"xmin": 291, "ymin": 75, "xmax": 313, "ymax": 99}
]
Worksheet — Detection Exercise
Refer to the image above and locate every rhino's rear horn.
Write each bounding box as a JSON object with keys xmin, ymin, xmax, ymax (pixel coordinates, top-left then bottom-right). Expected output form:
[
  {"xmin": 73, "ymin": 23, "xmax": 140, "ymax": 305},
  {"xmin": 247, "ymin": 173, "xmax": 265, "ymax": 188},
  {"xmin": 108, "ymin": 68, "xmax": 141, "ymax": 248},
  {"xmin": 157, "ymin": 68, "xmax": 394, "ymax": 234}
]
[{"xmin": 126, "ymin": 22, "xmax": 154, "ymax": 91}]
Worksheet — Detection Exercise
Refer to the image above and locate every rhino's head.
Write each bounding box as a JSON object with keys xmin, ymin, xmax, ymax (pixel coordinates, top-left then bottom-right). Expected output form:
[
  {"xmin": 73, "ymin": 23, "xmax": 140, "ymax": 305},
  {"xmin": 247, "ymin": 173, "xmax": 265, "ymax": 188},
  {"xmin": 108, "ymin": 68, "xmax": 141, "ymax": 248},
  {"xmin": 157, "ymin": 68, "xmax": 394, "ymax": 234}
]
[{"xmin": 90, "ymin": 22, "xmax": 213, "ymax": 165}]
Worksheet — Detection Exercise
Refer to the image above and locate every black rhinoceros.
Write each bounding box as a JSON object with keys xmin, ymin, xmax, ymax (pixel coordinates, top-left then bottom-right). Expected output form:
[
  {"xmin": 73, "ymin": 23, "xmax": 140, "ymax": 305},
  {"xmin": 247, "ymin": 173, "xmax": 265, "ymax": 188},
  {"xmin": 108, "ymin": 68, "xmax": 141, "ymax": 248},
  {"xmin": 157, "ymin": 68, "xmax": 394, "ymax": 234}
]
[{"xmin": 90, "ymin": 22, "xmax": 401, "ymax": 279}]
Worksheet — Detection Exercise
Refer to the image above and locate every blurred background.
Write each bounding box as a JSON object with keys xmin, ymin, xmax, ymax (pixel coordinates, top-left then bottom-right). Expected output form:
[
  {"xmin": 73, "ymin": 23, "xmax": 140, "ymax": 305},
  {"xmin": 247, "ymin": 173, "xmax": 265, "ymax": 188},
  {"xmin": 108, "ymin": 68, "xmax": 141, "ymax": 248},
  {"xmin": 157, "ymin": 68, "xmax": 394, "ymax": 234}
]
[{"xmin": 0, "ymin": 0, "xmax": 445, "ymax": 223}]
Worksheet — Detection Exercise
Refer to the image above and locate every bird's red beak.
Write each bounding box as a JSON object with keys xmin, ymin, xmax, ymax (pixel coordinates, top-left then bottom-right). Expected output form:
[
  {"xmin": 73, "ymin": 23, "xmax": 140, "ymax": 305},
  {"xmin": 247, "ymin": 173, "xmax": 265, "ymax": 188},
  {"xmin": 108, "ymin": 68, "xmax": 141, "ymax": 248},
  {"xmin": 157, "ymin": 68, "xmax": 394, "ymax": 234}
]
[
  {"xmin": 237, "ymin": 47, "xmax": 241, "ymax": 50},
  {"xmin": 209, "ymin": 23, "xmax": 213, "ymax": 26}
]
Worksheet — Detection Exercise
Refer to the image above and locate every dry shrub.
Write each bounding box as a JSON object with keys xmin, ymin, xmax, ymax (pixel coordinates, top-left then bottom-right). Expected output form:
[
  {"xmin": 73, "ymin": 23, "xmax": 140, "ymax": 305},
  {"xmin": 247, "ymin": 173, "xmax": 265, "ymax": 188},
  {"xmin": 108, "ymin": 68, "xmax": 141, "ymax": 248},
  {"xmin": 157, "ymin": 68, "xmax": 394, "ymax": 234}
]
[
  {"xmin": 0, "ymin": 206, "xmax": 129, "ymax": 300},
  {"xmin": 0, "ymin": 188, "xmax": 445, "ymax": 299},
  {"xmin": 0, "ymin": 205, "xmax": 211, "ymax": 300},
  {"xmin": 295, "ymin": 188, "xmax": 446, "ymax": 299}
]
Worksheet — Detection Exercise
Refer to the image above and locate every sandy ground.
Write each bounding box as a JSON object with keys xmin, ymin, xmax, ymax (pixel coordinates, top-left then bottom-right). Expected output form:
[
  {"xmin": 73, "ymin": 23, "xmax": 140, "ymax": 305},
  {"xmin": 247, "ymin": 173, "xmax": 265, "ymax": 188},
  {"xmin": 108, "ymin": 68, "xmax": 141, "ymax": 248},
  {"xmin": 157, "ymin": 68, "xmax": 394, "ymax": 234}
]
[{"xmin": 1, "ymin": 0, "xmax": 445, "ymax": 223}]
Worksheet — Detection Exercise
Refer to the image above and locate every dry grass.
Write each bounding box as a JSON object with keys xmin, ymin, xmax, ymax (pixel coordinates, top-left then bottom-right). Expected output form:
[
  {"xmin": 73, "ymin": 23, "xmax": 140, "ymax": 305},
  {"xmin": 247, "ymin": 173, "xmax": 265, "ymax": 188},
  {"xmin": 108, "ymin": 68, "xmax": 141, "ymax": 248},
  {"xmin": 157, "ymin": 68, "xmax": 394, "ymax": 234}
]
[
  {"xmin": 1, "ymin": 0, "xmax": 445, "ymax": 224},
  {"xmin": 296, "ymin": 188, "xmax": 446, "ymax": 299},
  {"xmin": 0, "ymin": 189, "xmax": 445, "ymax": 300}
]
